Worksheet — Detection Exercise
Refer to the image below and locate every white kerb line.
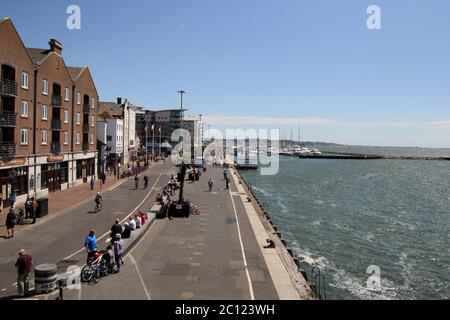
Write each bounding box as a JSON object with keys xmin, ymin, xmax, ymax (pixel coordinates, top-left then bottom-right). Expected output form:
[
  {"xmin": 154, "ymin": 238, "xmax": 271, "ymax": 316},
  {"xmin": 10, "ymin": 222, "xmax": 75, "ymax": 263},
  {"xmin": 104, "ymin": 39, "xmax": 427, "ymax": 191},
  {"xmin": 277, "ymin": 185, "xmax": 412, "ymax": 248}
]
[
  {"xmin": 63, "ymin": 174, "xmax": 162, "ymax": 260},
  {"xmin": 229, "ymin": 187, "xmax": 255, "ymax": 300},
  {"xmin": 128, "ymin": 253, "xmax": 151, "ymax": 300}
]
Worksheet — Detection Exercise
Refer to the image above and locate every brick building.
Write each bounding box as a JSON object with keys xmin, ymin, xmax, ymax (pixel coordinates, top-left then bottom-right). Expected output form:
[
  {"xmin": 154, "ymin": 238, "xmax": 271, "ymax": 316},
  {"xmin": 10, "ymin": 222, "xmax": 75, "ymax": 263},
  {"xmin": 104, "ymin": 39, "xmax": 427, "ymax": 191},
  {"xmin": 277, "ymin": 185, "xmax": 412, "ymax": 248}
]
[{"xmin": 0, "ymin": 18, "xmax": 98, "ymax": 207}]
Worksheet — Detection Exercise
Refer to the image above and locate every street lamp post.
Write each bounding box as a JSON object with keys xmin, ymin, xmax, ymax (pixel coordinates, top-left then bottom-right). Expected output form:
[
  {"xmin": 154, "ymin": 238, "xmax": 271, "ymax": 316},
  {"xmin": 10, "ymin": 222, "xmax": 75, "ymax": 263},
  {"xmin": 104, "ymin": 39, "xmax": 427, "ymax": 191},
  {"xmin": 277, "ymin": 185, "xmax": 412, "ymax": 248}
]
[
  {"xmin": 152, "ymin": 124, "xmax": 155, "ymax": 160},
  {"xmin": 177, "ymin": 90, "xmax": 186, "ymax": 159},
  {"xmin": 159, "ymin": 126, "xmax": 161, "ymax": 155},
  {"xmin": 145, "ymin": 124, "xmax": 148, "ymax": 164},
  {"xmin": 199, "ymin": 114, "xmax": 203, "ymax": 158}
]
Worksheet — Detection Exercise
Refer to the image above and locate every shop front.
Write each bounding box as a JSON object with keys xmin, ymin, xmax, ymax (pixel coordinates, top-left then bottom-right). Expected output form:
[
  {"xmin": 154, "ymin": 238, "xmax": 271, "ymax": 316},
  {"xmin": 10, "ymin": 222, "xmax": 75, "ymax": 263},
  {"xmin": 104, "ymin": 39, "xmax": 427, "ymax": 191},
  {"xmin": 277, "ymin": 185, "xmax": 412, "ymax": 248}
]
[
  {"xmin": 41, "ymin": 161, "xmax": 68, "ymax": 193},
  {"xmin": 76, "ymin": 158, "xmax": 95, "ymax": 183}
]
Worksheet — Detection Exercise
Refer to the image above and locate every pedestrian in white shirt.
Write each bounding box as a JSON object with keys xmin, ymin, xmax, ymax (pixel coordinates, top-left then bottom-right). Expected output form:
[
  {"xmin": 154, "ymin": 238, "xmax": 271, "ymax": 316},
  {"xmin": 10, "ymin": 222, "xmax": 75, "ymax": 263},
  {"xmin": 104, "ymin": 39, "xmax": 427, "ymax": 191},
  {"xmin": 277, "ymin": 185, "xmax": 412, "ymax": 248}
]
[{"xmin": 129, "ymin": 217, "xmax": 136, "ymax": 230}]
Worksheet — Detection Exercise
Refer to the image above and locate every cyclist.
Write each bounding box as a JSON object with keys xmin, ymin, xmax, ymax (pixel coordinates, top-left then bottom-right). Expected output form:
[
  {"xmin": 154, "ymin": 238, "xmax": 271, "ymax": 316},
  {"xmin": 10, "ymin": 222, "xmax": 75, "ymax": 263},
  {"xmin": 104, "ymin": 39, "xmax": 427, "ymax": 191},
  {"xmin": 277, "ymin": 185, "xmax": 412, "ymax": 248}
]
[
  {"xmin": 95, "ymin": 192, "xmax": 103, "ymax": 211},
  {"xmin": 134, "ymin": 174, "xmax": 139, "ymax": 189},
  {"xmin": 143, "ymin": 175, "xmax": 149, "ymax": 188}
]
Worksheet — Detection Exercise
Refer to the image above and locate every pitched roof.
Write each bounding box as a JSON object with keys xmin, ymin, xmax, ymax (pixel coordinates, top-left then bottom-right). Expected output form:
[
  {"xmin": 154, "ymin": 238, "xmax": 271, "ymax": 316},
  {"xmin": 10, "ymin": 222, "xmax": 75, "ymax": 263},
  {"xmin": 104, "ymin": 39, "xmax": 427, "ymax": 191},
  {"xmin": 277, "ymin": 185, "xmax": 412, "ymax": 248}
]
[
  {"xmin": 99, "ymin": 101, "xmax": 123, "ymax": 117},
  {"xmin": 26, "ymin": 48, "xmax": 51, "ymax": 65},
  {"xmin": 67, "ymin": 66, "xmax": 83, "ymax": 81}
]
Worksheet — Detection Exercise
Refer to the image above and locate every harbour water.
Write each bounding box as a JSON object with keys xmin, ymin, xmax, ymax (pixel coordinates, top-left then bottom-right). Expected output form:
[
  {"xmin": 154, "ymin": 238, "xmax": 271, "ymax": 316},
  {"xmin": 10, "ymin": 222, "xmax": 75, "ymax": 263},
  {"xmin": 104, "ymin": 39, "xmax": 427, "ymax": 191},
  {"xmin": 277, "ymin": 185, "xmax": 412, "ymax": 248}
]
[{"xmin": 240, "ymin": 147, "xmax": 450, "ymax": 299}]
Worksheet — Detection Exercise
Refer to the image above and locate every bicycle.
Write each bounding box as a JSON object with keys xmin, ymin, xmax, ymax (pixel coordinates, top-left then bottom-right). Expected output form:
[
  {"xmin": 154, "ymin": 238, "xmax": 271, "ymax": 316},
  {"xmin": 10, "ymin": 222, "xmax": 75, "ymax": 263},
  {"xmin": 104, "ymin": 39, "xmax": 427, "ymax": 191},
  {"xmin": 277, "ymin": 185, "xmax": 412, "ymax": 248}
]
[
  {"xmin": 81, "ymin": 251, "xmax": 109, "ymax": 283},
  {"xmin": 94, "ymin": 201, "xmax": 102, "ymax": 212}
]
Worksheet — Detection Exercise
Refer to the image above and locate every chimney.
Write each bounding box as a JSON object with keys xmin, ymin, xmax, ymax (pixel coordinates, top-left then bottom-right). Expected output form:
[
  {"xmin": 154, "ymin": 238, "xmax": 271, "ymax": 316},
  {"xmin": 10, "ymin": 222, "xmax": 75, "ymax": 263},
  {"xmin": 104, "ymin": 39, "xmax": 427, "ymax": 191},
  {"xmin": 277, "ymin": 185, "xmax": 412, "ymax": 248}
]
[
  {"xmin": 49, "ymin": 39, "xmax": 63, "ymax": 55},
  {"xmin": 117, "ymin": 97, "xmax": 122, "ymax": 105}
]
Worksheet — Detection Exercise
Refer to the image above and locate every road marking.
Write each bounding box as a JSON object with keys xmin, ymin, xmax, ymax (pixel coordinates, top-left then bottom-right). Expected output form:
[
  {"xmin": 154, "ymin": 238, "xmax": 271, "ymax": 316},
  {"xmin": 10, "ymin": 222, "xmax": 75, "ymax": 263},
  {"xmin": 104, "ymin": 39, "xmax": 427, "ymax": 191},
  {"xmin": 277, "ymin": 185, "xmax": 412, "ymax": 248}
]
[
  {"xmin": 128, "ymin": 254, "xmax": 151, "ymax": 300},
  {"xmin": 63, "ymin": 174, "xmax": 162, "ymax": 261},
  {"xmin": 229, "ymin": 185, "xmax": 255, "ymax": 300}
]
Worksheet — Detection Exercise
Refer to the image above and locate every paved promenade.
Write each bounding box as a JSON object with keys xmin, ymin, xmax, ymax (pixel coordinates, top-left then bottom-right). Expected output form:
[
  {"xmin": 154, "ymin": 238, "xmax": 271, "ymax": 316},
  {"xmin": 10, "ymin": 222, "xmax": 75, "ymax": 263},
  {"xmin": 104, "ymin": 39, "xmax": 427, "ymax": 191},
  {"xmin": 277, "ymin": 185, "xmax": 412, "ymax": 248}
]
[
  {"xmin": 0, "ymin": 162, "xmax": 174, "ymax": 299},
  {"xmin": 59, "ymin": 165, "xmax": 304, "ymax": 300}
]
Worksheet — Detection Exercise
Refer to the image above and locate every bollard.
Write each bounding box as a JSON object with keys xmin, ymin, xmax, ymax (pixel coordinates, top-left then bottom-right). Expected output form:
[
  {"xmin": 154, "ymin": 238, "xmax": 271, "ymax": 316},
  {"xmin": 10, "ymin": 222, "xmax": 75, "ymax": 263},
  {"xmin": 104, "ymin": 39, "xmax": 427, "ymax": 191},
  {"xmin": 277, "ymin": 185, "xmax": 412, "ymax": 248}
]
[{"xmin": 56, "ymin": 279, "xmax": 64, "ymax": 300}]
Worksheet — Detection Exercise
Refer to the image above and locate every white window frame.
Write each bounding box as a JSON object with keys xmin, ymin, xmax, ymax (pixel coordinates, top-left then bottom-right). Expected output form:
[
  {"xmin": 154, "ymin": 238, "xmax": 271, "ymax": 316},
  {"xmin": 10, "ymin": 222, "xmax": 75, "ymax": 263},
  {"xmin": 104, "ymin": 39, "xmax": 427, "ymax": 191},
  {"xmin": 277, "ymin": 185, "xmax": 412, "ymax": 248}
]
[
  {"xmin": 21, "ymin": 128, "xmax": 28, "ymax": 145},
  {"xmin": 64, "ymin": 131, "xmax": 69, "ymax": 145},
  {"xmin": 42, "ymin": 105, "xmax": 48, "ymax": 120},
  {"xmin": 20, "ymin": 101, "xmax": 29, "ymax": 118},
  {"xmin": 64, "ymin": 110, "xmax": 69, "ymax": 123},
  {"xmin": 65, "ymin": 87, "xmax": 70, "ymax": 101},
  {"xmin": 77, "ymin": 92, "xmax": 81, "ymax": 105},
  {"xmin": 76, "ymin": 113, "xmax": 80, "ymax": 125},
  {"xmin": 42, "ymin": 79, "xmax": 48, "ymax": 95},
  {"xmin": 21, "ymin": 72, "xmax": 29, "ymax": 89},
  {"xmin": 91, "ymin": 115, "xmax": 95, "ymax": 127},
  {"xmin": 76, "ymin": 132, "xmax": 80, "ymax": 145},
  {"xmin": 90, "ymin": 133, "xmax": 94, "ymax": 145},
  {"xmin": 91, "ymin": 97, "xmax": 95, "ymax": 109},
  {"xmin": 41, "ymin": 129, "xmax": 47, "ymax": 145}
]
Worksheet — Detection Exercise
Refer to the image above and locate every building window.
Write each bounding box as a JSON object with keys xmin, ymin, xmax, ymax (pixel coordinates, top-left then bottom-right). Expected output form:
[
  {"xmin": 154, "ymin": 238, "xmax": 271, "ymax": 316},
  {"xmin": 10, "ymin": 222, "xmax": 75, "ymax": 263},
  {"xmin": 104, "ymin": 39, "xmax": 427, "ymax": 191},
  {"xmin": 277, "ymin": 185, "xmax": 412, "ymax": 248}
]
[
  {"xmin": 76, "ymin": 132, "xmax": 80, "ymax": 145},
  {"xmin": 90, "ymin": 133, "xmax": 94, "ymax": 145},
  {"xmin": 20, "ymin": 101, "xmax": 29, "ymax": 118},
  {"xmin": 42, "ymin": 79, "xmax": 48, "ymax": 95},
  {"xmin": 41, "ymin": 129, "xmax": 47, "ymax": 145},
  {"xmin": 91, "ymin": 115, "xmax": 95, "ymax": 127},
  {"xmin": 64, "ymin": 131, "xmax": 69, "ymax": 145},
  {"xmin": 91, "ymin": 97, "xmax": 95, "ymax": 109},
  {"xmin": 77, "ymin": 92, "xmax": 81, "ymax": 105},
  {"xmin": 21, "ymin": 72, "xmax": 29, "ymax": 89},
  {"xmin": 65, "ymin": 87, "xmax": 70, "ymax": 101},
  {"xmin": 76, "ymin": 113, "xmax": 80, "ymax": 125},
  {"xmin": 21, "ymin": 129, "xmax": 28, "ymax": 145},
  {"xmin": 42, "ymin": 105, "xmax": 48, "ymax": 120},
  {"xmin": 64, "ymin": 110, "xmax": 69, "ymax": 123}
]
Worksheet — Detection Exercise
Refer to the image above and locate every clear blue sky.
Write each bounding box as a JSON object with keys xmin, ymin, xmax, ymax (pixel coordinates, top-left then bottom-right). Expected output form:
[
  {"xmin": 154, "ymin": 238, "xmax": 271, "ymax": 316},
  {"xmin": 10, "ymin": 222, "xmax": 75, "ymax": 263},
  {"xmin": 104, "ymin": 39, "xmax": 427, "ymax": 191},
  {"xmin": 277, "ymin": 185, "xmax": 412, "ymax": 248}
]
[{"xmin": 3, "ymin": 0, "xmax": 450, "ymax": 147}]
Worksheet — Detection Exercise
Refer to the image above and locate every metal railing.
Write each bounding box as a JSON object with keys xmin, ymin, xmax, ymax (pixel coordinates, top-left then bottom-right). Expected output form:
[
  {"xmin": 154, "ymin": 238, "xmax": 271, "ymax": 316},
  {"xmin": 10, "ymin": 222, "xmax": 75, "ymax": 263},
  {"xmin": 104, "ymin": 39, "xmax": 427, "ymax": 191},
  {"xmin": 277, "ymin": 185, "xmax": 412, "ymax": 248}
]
[
  {"xmin": 311, "ymin": 267, "xmax": 327, "ymax": 300},
  {"xmin": 51, "ymin": 118, "xmax": 62, "ymax": 131},
  {"xmin": 0, "ymin": 142, "xmax": 16, "ymax": 158},
  {"xmin": 51, "ymin": 142, "xmax": 61, "ymax": 154},
  {"xmin": 0, "ymin": 79, "xmax": 18, "ymax": 97},
  {"xmin": 0, "ymin": 111, "xmax": 17, "ymax": 127},
  {"xmin": 83, "ymin": 105, "xmax": 90, "ymax": 114},
  {"xmin": 51, "ymin": 95, "xmax": 62, "ymax": 107}
]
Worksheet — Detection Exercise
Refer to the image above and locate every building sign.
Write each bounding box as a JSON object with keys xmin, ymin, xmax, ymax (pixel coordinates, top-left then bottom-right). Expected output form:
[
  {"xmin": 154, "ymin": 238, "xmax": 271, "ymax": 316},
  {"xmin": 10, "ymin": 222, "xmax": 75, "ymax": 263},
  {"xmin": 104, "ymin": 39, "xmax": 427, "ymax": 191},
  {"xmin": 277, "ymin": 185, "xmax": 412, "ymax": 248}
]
[
  {"xmin": 47, "ymin": 155, "xmax": 65, "ymax": 163},
  {"xmin": 0, "ymin": 158, "xmax": 26, "ymax": 168}
]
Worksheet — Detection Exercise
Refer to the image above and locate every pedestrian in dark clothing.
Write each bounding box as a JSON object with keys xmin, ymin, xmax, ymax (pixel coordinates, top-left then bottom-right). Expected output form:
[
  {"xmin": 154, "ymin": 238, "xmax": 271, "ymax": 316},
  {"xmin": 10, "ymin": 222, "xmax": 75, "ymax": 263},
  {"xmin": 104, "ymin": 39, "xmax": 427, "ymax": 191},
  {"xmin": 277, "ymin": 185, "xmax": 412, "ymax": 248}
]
[
  {"xmin": 24, "ymin": 196, "xmax": 31, "ymax": 219},
  {"xmin": 6, "ymin": 208, "xmax": 17, "ymax": 238},
  {"xmin": 225, "ymin": 177, "xmax": 230, "ymax": 190},
  {"xmin": 101, "ymin": 172, "xmax": 106, "ymax": 185},
  {"xmin": 31, "ymin": 197, "xmax": 37, "ymax": 224},
  {"xmin": 121, "ymin": 223, "xmax": 131, "ymax": 239},
  {"xmin": 90, "ymin": 176, "xmax": 94, "ymax": 190},
  {"xmin": 15, "ymin": 249, "xmax": 33, "ymax": 297},
  {"xmin": 110, "ymin": 219, "xmax": 123, "ymax": 244}
]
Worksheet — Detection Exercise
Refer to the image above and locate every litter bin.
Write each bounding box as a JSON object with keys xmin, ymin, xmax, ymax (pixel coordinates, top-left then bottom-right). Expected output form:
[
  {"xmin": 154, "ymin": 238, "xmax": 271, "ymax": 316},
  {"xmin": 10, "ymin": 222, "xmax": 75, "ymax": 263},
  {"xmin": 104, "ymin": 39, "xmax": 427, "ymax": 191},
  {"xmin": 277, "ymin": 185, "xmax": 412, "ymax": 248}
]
[{"xmin": 36, "ymin": 198, "xmax": 49, "ymax": 218}]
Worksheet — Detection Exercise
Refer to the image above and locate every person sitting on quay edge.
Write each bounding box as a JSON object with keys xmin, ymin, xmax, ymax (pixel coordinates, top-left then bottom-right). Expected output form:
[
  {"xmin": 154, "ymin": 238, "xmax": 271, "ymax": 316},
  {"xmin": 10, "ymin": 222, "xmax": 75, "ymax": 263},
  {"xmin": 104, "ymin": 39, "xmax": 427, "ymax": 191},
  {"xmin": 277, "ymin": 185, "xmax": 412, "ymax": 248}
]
[
  {"xmin": 129, "ymin": 217, "xmax": 136, "ymax": 230},
  {"xmin": 110, "ymin": 219, "xmax": 123, "ymax": 244},
  {"xmin": 156, "ymin": 193, "xmax": 163, "ymax": 204},
  {"xmin": 121, "ymin": 223, "xmax": 131, "ymax": 239},
  {"xmin": 139, "ymin": 211, "xmax": 147, "ymax": 225},
  {"xmin": 135, "ymin": 214, "xmax": 141, "ymax": 229}
]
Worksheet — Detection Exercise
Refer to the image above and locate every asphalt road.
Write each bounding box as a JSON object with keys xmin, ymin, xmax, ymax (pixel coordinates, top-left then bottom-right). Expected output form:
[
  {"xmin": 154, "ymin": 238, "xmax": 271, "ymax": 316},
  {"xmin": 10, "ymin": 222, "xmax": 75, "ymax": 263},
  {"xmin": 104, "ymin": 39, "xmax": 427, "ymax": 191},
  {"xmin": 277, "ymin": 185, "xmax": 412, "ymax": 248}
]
[
  {"xmin": 62, "ymin": 166, "xmax": 279, "ymax": 300},
  {"xmin": 0, "ymin": 162, "xmax": 174, "ymax": 299}
]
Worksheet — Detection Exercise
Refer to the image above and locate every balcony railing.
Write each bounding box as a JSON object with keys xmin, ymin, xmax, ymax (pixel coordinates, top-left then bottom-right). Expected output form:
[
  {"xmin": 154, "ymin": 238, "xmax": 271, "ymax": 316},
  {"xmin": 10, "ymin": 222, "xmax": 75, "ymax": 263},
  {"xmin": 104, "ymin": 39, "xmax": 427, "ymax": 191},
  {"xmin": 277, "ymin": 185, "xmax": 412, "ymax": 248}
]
[
  {"xmin": 51, "ymin": 142, "xmax": 61, "ymax": 154},
  {"xmin": 51, "ymin": 118, "xmax": 62, "ymax": 131},
  {"xmin": 82, "ymin": 123, "xmax": 90, "ymax": 133},
  {"xmin": 82, "ymin": 142, "xmax": 89, "ymax": 151},
  {"xmin": 0, "ymin": 111, "xmax": 17, "ymax": 127},
  {"xmin": 0, "ymin": 79, "xmax": 18, "ymax": 97},
  {"xmin": 83, "ymin": 105, "xmax": 90, "ymax": 114},
  {"xmin": 0, "ymin": 142, "xmax": 16, "ymax": 158},
  {"xmin": 51, "ymin": 95, "xmax": 62, "ymax": 108}
]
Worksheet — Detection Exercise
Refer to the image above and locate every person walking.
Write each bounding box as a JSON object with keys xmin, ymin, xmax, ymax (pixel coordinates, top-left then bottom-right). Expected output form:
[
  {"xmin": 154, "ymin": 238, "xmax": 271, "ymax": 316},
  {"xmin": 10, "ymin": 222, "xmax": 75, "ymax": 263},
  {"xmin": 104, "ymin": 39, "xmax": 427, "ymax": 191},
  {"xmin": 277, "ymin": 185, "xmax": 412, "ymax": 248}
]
[
  {"xmin": 223, "ymin": 169, "xmax": 228, "ymax": 180},
  {"xmin": 208, "ymin": 178, "xmax": 214, "ymax": 192},
  {"xmin": 134, "ymin": 174, "xmax": 139, "ymax": 190},
  {"xmin": 225, "ymin": 176, "xmax": 230, "ymax": 190},
  {"xmin": 101, "ymin": 172, "xmax": 106, "ymax": 185},
  {"xmin": 113, "ymin": 234, "xmax": 124, "ymax": 273},
  {"xmin": 84, "ymin": 229, "xmax": 97, "ymax": 263},
  {"xmin": 6, "ymin": 207, "xmax": 17, "ymax": 239},
  {"xmin": 15, "ymin": 249, "xmax": 33, "ymax": 297},
  {"xmin": 31, "ymin": 197, "xmax": 37, "ymax": 224}
]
